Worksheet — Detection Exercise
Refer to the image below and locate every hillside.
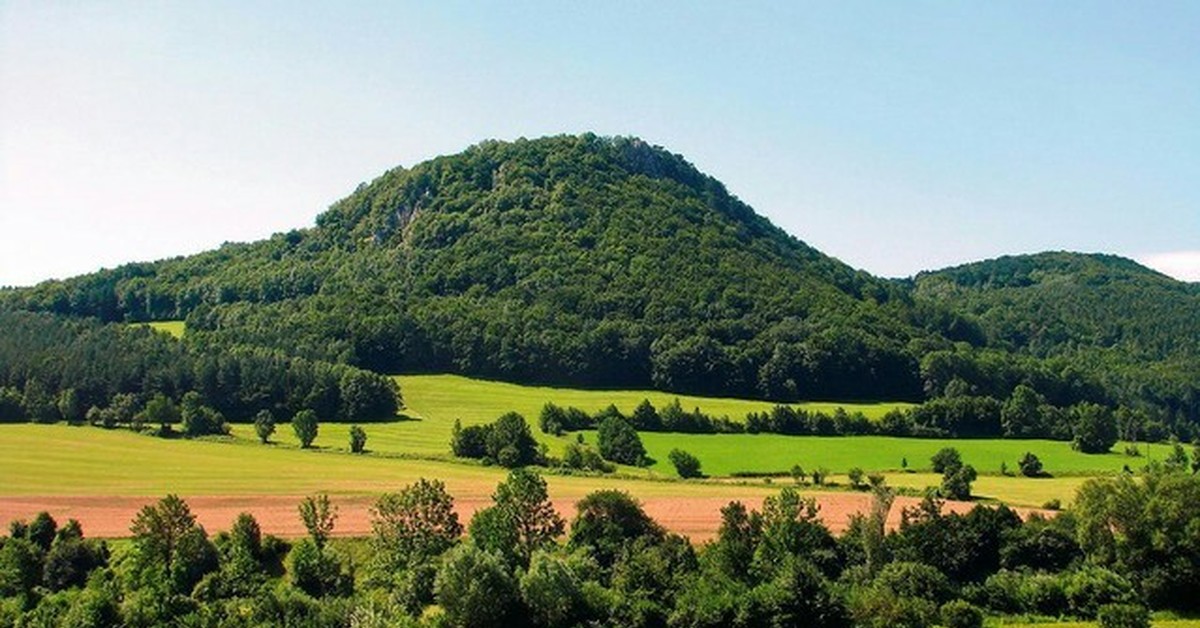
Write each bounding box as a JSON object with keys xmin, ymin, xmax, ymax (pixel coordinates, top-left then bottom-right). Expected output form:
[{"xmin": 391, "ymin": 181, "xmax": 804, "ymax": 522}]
[
  {"xmin": 912, "ymin": 252, "xmax": 1200, "ymax": 434},
  {"xmin": 1, "ymin": 135, "xmax": 1197, "ymax": 432},
  {"xmin": 2, "ymin": 135, "xmax": 951, "ymax": 401},
  {"xmin": 913, "ymin": 252, "xmax": 1200, "ymax": 361}
]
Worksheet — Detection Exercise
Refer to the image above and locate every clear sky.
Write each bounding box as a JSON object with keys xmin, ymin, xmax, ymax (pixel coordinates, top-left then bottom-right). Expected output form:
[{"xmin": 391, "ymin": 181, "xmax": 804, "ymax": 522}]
[{"xmin": 2, "ymin": 1, "xmax": 1198, "ymax": 287}]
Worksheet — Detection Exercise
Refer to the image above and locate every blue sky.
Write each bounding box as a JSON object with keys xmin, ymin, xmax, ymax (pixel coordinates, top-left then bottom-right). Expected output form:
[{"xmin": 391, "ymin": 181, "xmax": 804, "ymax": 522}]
[{"xmin": 2, "ymin": 1, "xmax": 1198, "ymax": 286}]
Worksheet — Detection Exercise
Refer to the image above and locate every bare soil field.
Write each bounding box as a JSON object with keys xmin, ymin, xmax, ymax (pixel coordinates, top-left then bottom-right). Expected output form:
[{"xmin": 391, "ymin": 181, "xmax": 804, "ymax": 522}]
[{"xmin": 0, "ymin": 492, "xmax": 1038, "ymax": 543}]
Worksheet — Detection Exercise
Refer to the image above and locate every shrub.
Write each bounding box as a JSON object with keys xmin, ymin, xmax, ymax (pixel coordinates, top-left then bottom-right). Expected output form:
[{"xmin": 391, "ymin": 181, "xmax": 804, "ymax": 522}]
[
  {"xmin": 1018, "ymin": 452, "xmax": 1044, "ymax": 477},
  {"xmin": 292, "ymin": 409, "xmax": 319, "ymax": 448},
  {"xmin": 1065, "ymin": 567, "xmax": 1137, "ymax": 618},
  {"xmin": 941, "ymin": 464, "xmax": 977, "ymax": 500},
  {"xmin": 485, "ymin": 412, "xmax": 540, "ymax": 467},
  {"xmin": 562, "ymin": 442, "xmax": 612, "ymax": 472},
  {"xmin": 876, "ymin": 561, "xmax": 953, "ymax": 603},
  {"xmin": 1072, "ymin": 403, "xmax": 1118, "ymax": 454},
  {"xmin": 349, "ymin": 425, "xmax": 367, "ymax": 453},
  {"xmin": 848, "ymin": 467, "xmax": 865, "ymax": 489},
  {"xmin": 940, "ymin": 600, "xmax": 983, "ymax": 628},
  {"xmin": 668, "ymin": 449, "xmax": 702, "ymax": 478},
  {"xmin": 596, "ymin": 416, "xmax": 646, "ymax": 466},
  {"xmin": 450, "ymin": 419, "xmax": 490, "ymax": 459},
  {"xmin": 1097, "ymin": 603, "xmax": 1151, "ymax": 628},
  {"xmin": 435, "ymin": 543, "xmax": 521, "ymax": 628},
  {"xmin": 931, "ymin": 448, "xmax": 963, "ymax": 474},
  {"xmin": 253, "ymin": 410, "xmax": 275, "ymax": 444}
]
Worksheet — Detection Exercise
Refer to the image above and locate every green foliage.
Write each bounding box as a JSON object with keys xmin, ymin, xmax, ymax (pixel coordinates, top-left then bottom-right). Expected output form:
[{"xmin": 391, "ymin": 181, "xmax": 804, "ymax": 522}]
[
  {"xmin": 1097, "ymin": 602, "xmax": 1151, "ymax": 628},
  {"xmin": 348, "ymin": 424, "xmax": 367, "ymax": 453},
  {"xmin": 291, "ymin": 409, "xmax": 319, "ymax": 448},
  {"xmin": 597, "ymin": 416, "xmax": 646, "ymax": 466},
  {"xmin": 1018, "ymin": 451, "xmax": 1043, "ymax": 477},
  {"xmin": 520, "ymin": 549, "xmax": 598, "ymax": 628},
  {"xmin": 930, "ymin": 447, "xmax": 963, "ymax": 474},
  {"xmin": 667, "ymin": 448, "xmax": 702, "ymax": 478},
  {"xmin": 568, "ymin": 490, "xmax": 664, "ymax": 568},
  {"xmin": 141, "ymin": 394, "xmax": 180, "ymax": 430},
  {"xmin": 469, "ymin": 469, "xmax": 565, "ymax": 568},
  {"xmin": 1074, "ymin": 471, "xmax": 1200, "ymax": 610},
  {"xmin": 370, "ymin": 479, "xmax": 462, "ymax": 574},
  {"xmin": 486, "ymin": 412, "xmax": 540, "ymax": 467},
  {"xmin": 939, "ymin": 600, "xmax": 983, "ymax": 628},
  {"xmin": 1072, "ymin": 402, "xmax": 1118, "ymax": 453},
  {"xmin": 288, "ymin": 538, "xmax": 350, "ymax": 598},
  {"xmin": 253, "ymin": 410, "xmax": 275, "ymax": 444},
  {"xmin": 297, "ymin": 494, "xmax": 337, "ymax": 549},
  {"xmin": 434, "ymin": 543, "xmax": 521, "ymax": 628},
  {"xmin": 0, "ymin": 310, "xmax": 400, "ymax": 427},
  {"xmin": 180, "ymin": 391, "xmax": 227, "ymax": 437},
  {"xmin": 127, "ymin": 494, "xmax": 218, "ymax": 595}
]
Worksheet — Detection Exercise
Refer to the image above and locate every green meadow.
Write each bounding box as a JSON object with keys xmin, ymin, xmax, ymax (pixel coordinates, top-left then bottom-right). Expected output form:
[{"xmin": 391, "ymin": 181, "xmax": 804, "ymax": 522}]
[
  {"xmin": 9, "ymin": 370, "xmax": 1164, "ymax": 509},
  {"xmin": 630, "ymin": 432, "xmax": 1171, "ymax": 478}
]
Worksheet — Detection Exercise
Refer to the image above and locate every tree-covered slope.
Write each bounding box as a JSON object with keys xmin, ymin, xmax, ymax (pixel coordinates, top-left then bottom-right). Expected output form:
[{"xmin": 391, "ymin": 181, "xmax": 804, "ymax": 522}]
[
  {"xmin": 913, "ymin": 252, "xmax": 1200, "ymax": 361},
  {"xmin": 911, "ymin": 252, "xmax": 1200, "ymax": 435},
  {"xmin": 2, "ymin": 135, "xmax": 950, "ymax": 401}
]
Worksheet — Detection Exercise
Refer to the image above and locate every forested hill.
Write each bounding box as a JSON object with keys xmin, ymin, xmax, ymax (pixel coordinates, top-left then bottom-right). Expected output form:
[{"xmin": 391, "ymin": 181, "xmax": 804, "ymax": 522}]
[
  {"xmin": 1, "ymin": 136, "xmax": 1197, "ymax": 431},
  {"xmin": 913, "ymin": 252, "xmax": 1200, "ymax": 362},
  {"xmin": 0, "ymin": 135, "xmax": 949, "ymax": 401}
]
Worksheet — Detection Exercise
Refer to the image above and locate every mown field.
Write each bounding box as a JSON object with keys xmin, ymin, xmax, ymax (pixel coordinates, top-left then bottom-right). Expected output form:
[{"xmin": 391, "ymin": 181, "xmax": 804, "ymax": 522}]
[
  {"xmin": 210, "ymin": 373, "xmax": 1164, "ymax": 507},
  {"xmin": 3, "ymin": 371, "xmax": 1164, "ymax": 510}
]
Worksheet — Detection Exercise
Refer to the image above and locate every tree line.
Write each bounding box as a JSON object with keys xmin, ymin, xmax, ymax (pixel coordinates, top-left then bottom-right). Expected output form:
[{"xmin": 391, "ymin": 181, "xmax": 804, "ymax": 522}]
[
  {"xmin": 536, "ymin": 396, "xmax": 1128, "ymax": 453},
  {"xmin": 4, "ymin": 465, "xmax": 1199, "ymax": 627},
  {"xmin": 0, "ymin": 311, "xmax": 400, "ymax": 430}
]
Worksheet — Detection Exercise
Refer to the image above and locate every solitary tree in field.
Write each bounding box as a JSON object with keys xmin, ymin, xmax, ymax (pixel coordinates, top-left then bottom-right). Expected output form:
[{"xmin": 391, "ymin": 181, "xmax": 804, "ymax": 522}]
[
  {"xmin": 254, "ymin": 410, "xmax": 275, "ymax": 444},
  {"xmin": 292, "ymin": 409, "xmax": 319, "ymax": 448},
  {"xmin": 669, "ymin": 449, "xmax": 703, "ymax": 478},
  {"xmin": 349, "ymin": 425, "xmax": 367, "ymax": 453},
  {"xmin": 596, "ymin": 417, "xmax": 646, "ymax": 466},
  {"xmin": 1019, "ymin": 452, "xmax": 1044, "ymax": 477}
]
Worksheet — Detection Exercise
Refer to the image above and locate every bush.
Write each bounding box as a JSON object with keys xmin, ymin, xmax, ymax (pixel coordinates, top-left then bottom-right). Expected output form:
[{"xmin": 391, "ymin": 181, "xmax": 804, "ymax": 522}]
[
  {"xmin": 876, "ymin": 561, "xmax": 953, "ymax": 603},
  {"xmin": 292, "ymin": 409, "xmax": 319, "ymax": 448},
  {"xmin": 485, "ymin": 412, "xmax": 540, "ymax": 467},
  {"xmin": 1018, "ymin": 452, "xmax": 1044, "ymax": 477},
  {"xmin": 1097, "ymin": 603, "xmax": 1151, "ymax": 628},
  {"xmin": 847, "ymin": 467, "xmax": 865, "ymax": 489},
  {"xmin": 931, "ymin": 448, "xmax": 963, "ymax": 474},
  {"xmin": 941, "ymin": 464, "xmax": 977, "ymax": 500},
  {"xmin": 289, "ymin": 538, "xmax": 350, "ymax": 598},
  {"xmin": 562, "ymin": 442, "xmax": 612, "ymax": 472},
  {"xmin": 668, "ymin": 449, "xmax": 702, "ymax": 478},
  {"xmin": 253, "ymin": 410, "xmax": 275, "ymax": 444},
  {"xmin": 596, "ymin": 416, "xmax": 646, "ymax": 466},
  {"xmin": 451, "ymin": 419, "xmax": 490, "ymax": 459},
  {"xmin": 1065, "ymin": 567, "xmax": 1137, "ymax": 618},
  {"xmin": 940, "ymin": 600, "xmax": 983, "ymax": 628},
  {"xmin": 435, "ymin": 543, "xmax": 521, "ymax": 628},
  {"xmin": 349, "ymin": 425, "xmax": 367, "ymax": 453}
]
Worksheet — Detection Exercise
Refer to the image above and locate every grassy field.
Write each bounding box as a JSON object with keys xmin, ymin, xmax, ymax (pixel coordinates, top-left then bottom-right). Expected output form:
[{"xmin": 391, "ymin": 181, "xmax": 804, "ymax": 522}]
[
  {"xmin": 145, "ymin": 320, "xmax": 186, "ymax": 338},
  {"xmin": 230, "ymin": 373, "xmax": 917, "ymax": 458},
  {"xmin": 630, "ymin": 432, "xmax": 1169, "ymax": 477},
  {"xmin": 0, "ymin": 424, "xmax": 782, "ymax": 504},
  {"xmin": 4, "ymin": 372, "xmax": 1162, "ymax": 510}
]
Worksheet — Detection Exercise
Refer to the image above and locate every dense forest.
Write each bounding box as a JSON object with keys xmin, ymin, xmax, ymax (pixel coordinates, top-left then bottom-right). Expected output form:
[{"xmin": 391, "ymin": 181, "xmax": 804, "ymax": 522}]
[
  {"xmin": 1, "ymin": 134, "xmax": 1196, "ymax": 436},
  {"xmin": 0, "ymin": 310, "xmax": 399, "ymax": 429},
  {"xmin": 3, "ymin": 465, "xmax": 1199, "ymax": 627}
]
